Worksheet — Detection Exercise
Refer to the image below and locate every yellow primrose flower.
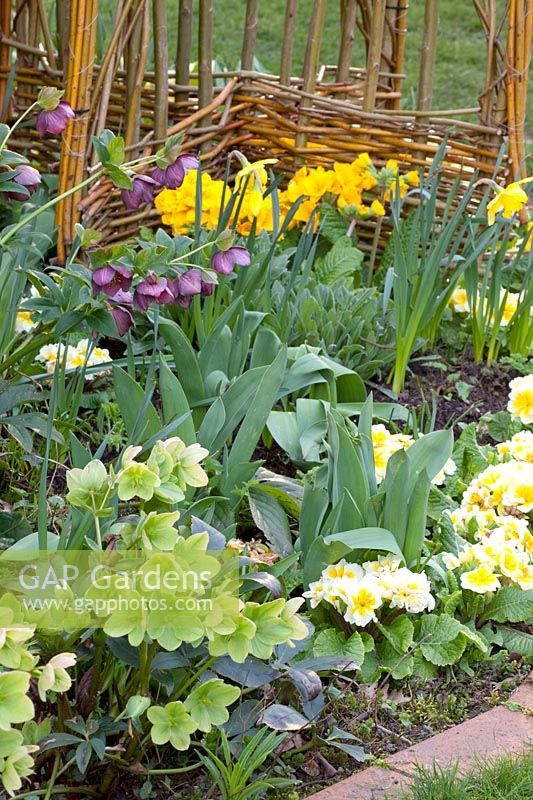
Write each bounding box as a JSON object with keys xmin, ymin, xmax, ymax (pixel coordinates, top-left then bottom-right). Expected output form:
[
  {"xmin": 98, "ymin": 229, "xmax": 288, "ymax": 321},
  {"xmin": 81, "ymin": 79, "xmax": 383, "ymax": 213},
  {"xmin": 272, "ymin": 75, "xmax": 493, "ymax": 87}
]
[
  {"xmin": 460, "ymin": 564, "xmax": 501, "ymax": 594},
  {"xmin": 499, "ymin": 549, "xmax": 528, "ymax": 580},
  {"xmin": 324, "ymin": 560, "xmax": 363, "ymax": 581},
  {"xmin": 343, "ymin": 580, "xmax": 382, "ymax": 627},
  {"xmin": 511, "ymin": 562, "xmax": 533, "ymax": 590},
  {"xmin": 406, "ymin": 170, "xmax": 419, "ymax": 186},
  {"xmin": 449, "ymin": 287, "xmax": 470, "ymax": 314},
  {"xmin": 371, "ymin": 199, "xmax": 385, "ymax": 216},
  {"xmin": 487, "ymin": 177, "xmax": 532, "ymax": 226},
  {"xmin": 15, "ymin": 310, "xmax": 36, "ymax": 334},
  {"xmin": 507, "ymin": 374, "xmax": 533, "ymax": 424}
]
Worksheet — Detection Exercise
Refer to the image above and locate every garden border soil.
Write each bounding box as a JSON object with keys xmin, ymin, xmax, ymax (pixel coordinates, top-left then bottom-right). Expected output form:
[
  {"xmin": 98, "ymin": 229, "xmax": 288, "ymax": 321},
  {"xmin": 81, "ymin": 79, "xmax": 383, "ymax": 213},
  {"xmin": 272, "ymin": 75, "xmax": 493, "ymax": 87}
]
[{"xmin": 305, "ymin": 672, "xmax": 533, "ymax": 800}]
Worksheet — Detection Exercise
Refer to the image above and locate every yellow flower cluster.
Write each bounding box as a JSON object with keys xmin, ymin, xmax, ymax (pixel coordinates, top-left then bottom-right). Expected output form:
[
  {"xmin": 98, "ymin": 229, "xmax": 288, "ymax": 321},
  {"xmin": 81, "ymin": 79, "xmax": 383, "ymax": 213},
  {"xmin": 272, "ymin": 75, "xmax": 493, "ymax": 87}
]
[
  {"xmin": 448, "ymin": 286, "xmax": 522, "ymax": 327},
  {"xmin": 155, "ymin": 171, "xmax": 230, "ymax": 234},
  {"xmin": 442, "ymin": 514, "xmax": 533, "ymax": 593},
  {"xmin": 278, "ymin": 156, "xmax": 419, "ymax": 228},
  {"xmin": 507, "ymin": 374, "xmax": 533, "ymax": 425},
  {"xmin": 371, "ymin": 424, "xmax": 456, "ymax": 485},
  {"xmin": 303, "ymin": 556, "xmax": 434, "ymax": 627},
  {"xmin": 36, "ymin": 339, "xmax": 111, "ymax": 377},
  {"xmin": 444, "ymin": 407, "xmax": 533, "ymax": 594},
  {"xmin": 497, "ymin": 430, "xmax": 533, "ymax": 463},
  {"xmin": 155, "ymin": 155, "xmax": 420, "ymax": 236}
]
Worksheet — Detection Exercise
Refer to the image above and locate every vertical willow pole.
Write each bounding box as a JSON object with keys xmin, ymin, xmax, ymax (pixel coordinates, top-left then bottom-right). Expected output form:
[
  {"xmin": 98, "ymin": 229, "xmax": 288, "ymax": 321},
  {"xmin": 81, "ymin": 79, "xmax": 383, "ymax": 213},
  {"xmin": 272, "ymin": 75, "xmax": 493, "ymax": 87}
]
[
  {"xmin": 511, "ymin": 0, "xmax": 532, "ymax": 182},
  {"xmin": 280, "ymin": 0, "xmax": 298, "ymax": 86},
  {"xmin": 198, "ymin": 0, "xmax": 214, "ymax": 130},
  {"xmin": 362, "ymin": 0, "xmax": 386, "ymax": 112},
  {"xmin": 0, "ymin": 0, "xmax": 11, "ymax": 119},
  {"xmin": 56, "ymin": 0, "xmax": 99, "ymax": 260},
  {"xmin": 295, "ymin": 0, "xmax": 327, "ymax": 151},
  {"xmin": 241, "ymin": 0, "xmax": 260, "ymax": 71},
  {"xmin": 391, "ymin": 0, "xmax": 408, "ymax": 110},
  {"xmin": 336, "ymin": 0, "xmax": 357, "ymax": 94},
  {"xmin": 417, "ymin": 0, "xmax": 439, "ymax": 111},
  {"xmin": 125, "ymin": 0, "xmax": 146, "ymax": 148},
  {"xmin": 153, "ymin": 0, "xmax": 168, "ymax": 140},
  {"xmin": 175, "ymin": 0, "xmax": 193, "ymax": 105}
]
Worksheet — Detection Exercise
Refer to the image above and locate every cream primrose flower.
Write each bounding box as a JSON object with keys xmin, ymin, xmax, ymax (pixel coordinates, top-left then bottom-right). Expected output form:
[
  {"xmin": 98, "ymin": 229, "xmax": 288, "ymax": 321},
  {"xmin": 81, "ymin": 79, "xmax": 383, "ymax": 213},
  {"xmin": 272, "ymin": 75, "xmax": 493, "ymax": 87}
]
[
  {"xmin": 460, "ymin": 564, "xmax": 501, "ymax": 594},
  {"xmin": 343, "ymin": 578, "xmax": 383, "ymax": 627},
  {"xmin": 15, "ymin": 311, "xmax": 36, "ymax": 333},
  {"xmin": 457, "ymin": 461, "xmax": 533, "ymax": 518},
  {"xmin": 507, "ymin": 374, "xmax": 533, "ymax": 425},
  {"xmin": 433, "ymin": 457, "xmax": 457, "ymax": 486},
  {"xmin": 371, "ymin": 424, "xmax": 456, "ymax": 486},
  {"xmin": 324, "ymin": 559, "xmax": 364, "ymax": 581},
  {"xmin": 307, "ymin": 558, "xmax": 436, "ymax": 623},
  {"xmin": 303, "ymin": 579, "xmax": 331, "ymax": 609},
  {"xmin": 497, "ymin": 430, "xmax": 533, "ymax": 464},
  {"xmin": 388, "ymin": 568, "xmax": 435, "ymax": 613},
  {"xmin": 449, "ymin": 287, "xmax": 470, "ymax": 313},
  {"xmin": 510, "ymin": 562, "xmax": 533, "ymax": 591},
  {"xmin": 442, "ymin": 552, "xmax": 462, "ymax": 570},
  {"xmin": 36, "ymin": 340, "xmax": 111, "ymax": 377}
]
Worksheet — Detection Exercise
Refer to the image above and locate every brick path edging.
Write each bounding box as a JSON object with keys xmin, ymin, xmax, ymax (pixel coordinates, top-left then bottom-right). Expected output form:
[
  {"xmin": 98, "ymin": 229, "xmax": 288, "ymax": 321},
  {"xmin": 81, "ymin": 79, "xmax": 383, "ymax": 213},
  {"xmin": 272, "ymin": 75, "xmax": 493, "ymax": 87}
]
[{"xmin": 305, "ymin": 672, "xmax": 533, "ymax": 800}]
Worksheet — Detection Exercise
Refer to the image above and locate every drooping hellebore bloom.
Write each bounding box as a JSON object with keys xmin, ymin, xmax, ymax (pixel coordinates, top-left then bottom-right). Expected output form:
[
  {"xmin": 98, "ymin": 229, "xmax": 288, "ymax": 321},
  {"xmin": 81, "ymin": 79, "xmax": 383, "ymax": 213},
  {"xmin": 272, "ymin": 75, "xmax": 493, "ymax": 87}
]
[
  {"xmin": 109, "ymin": 290, "xmax": 135, "ymax": 336},
  {"xmin": 92, "ymin": 264, "xmax": 133, "ymax": 298},
  {"xmin": 211, "ymin": 246, "xmax": 251, "ymax": 276},
  {"xmin": 36, "ymin": 100, "xmax": 75, "ymax": 136},
  {"xmin": 201, "ymin": 280, "xmax": 215, "ymax": 297},
  {"xmin": 151, "ymin": 153, "xmax": 199, "ymax": 189},
  {"xmin": 133, "ymin": 273, "xmax": 175, "ymax": 311},
  {"xmin": 121, "ymin": 175, "xmax": 157, "ymax": 210},
  {"xmin": 8, "ymin": 164, "xmax": 41, "ymax": 201},
  {"xmin": 172, "ymin": 268, "xmax": 202, "ymax": 307}
]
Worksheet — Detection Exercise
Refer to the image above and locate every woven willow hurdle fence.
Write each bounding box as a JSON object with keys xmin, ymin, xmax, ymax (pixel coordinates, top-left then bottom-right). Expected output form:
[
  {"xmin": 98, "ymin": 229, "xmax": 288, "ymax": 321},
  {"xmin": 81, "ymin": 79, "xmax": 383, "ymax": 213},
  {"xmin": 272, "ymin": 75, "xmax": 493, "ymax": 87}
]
[{"xmin": 0, "ymin": 0, "xmax": 531, "ymax": 259}]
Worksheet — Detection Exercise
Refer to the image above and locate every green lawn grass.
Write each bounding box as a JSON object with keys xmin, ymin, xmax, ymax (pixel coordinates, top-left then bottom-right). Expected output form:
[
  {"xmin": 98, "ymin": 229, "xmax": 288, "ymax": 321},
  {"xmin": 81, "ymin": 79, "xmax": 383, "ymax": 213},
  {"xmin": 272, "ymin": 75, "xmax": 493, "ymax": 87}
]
[
  {"xmin": 393, "ymin": 751, "xmax": 533, "ymax": 800},
  {"xmin": 88, "ymin": 1, "xmax": 531, "ymax": 128}
]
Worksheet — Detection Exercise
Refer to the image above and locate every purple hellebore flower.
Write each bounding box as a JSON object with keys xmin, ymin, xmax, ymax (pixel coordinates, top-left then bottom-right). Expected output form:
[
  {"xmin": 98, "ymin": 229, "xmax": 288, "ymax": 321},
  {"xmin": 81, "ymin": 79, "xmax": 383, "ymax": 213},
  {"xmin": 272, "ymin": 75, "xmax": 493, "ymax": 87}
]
[
  {"xmin": 121, "ymin": 175, "xmax": 157, "ymax": 210},
  {"xmin": 133, "ymin": 273, "xmax": 175, "ymax": 311},
  {"xmin": 8, "ymin": 164, "xmax": 41, "ymax": 201},
  {"xmin": 171, "ymin": 269, "xmax": 202, "ymax": 308},
  {"xmin": 177, "ymin": 269, "xmax": 202, "ymax": 296},
  {"xmin": 151, "ymin": 153, "xmax": 199, "ymax": 189},
  {"xmin": 201, "ymin": 281, "xmax": 215, "ymax": 297},
  {"xmin": 92, "ymin": 264, "xmax": 133, "ymax": 298},
  {"xmin": 211, "ymin": 246, "xmax": 251, "ymax": 276},
  {"xmin": 109, "ymin": 291, "xmax": 135, "ymax": 336},
  {"xmin": 36, "ymin": 100, "xmax": 75, "ymax": 136}
]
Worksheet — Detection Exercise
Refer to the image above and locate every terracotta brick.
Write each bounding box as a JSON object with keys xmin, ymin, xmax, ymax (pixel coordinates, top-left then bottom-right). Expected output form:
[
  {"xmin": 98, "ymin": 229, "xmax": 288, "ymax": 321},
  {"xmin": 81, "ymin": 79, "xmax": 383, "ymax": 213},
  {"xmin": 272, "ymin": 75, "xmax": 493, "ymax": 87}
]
[{"xmin": 305, "ymin": 674, "xmax": 533, "ymax": 800}]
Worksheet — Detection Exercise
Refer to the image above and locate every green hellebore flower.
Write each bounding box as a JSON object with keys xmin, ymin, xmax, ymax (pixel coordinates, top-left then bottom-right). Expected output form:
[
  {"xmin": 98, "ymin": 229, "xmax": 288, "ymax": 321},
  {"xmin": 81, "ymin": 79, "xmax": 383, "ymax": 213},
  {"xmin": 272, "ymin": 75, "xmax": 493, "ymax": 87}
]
[
  {"xmin": 184, "ymin": 678, "xmax": 240, "ymax": 732},
  {"xmin": 136, "ymin": 510, "xmax": 181, "ymax": 551},
  {"xmin": 161, "ymin": 438, "xmax": 209, "ymax": 490},
  {"xmin": 0, "ymin": 671, "xmax": 34, "ymax": 731},
  {"xmin": 117, "ymin": 462, "xmax": 161, "ymax": 502},
  {"xmin": 36, "ymin": 652, "xmax": 77, "ymax": 701},
  {"xmin": 66, "ymin": 459, "xmax": 110, "ymax": 511},
  {"xmin": 147, "ymin": 701, "xmax": 197, "ymax": 750},
  {"xmin": 147, "ymin": 441, "xmax": 175, "ymax": 483},
  {"xmin": 208, "ymin": 613, "xmax": 257, "ymax": 663},
  {"xmin": 280, "ymin": 597, "xmax": 309, "ymax": 647},
  {"xmin": 244, "ymin": 599, "xmax": 295, "ymax": 660},
  {"xmin": 0, "ymin": 730, "xmax": 37, "ymax": 797},
  {"xmin": 0, "ymin": 609, "xmax": 34, "ymax": 670}
]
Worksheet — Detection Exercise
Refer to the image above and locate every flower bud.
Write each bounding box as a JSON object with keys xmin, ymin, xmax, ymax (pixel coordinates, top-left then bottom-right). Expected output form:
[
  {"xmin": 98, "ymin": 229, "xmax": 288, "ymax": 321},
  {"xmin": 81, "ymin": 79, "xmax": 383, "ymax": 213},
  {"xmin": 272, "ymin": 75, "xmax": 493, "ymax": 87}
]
[{"xmin": 215, "ymin": 229, "xmax": 235, "ymax": 252}]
